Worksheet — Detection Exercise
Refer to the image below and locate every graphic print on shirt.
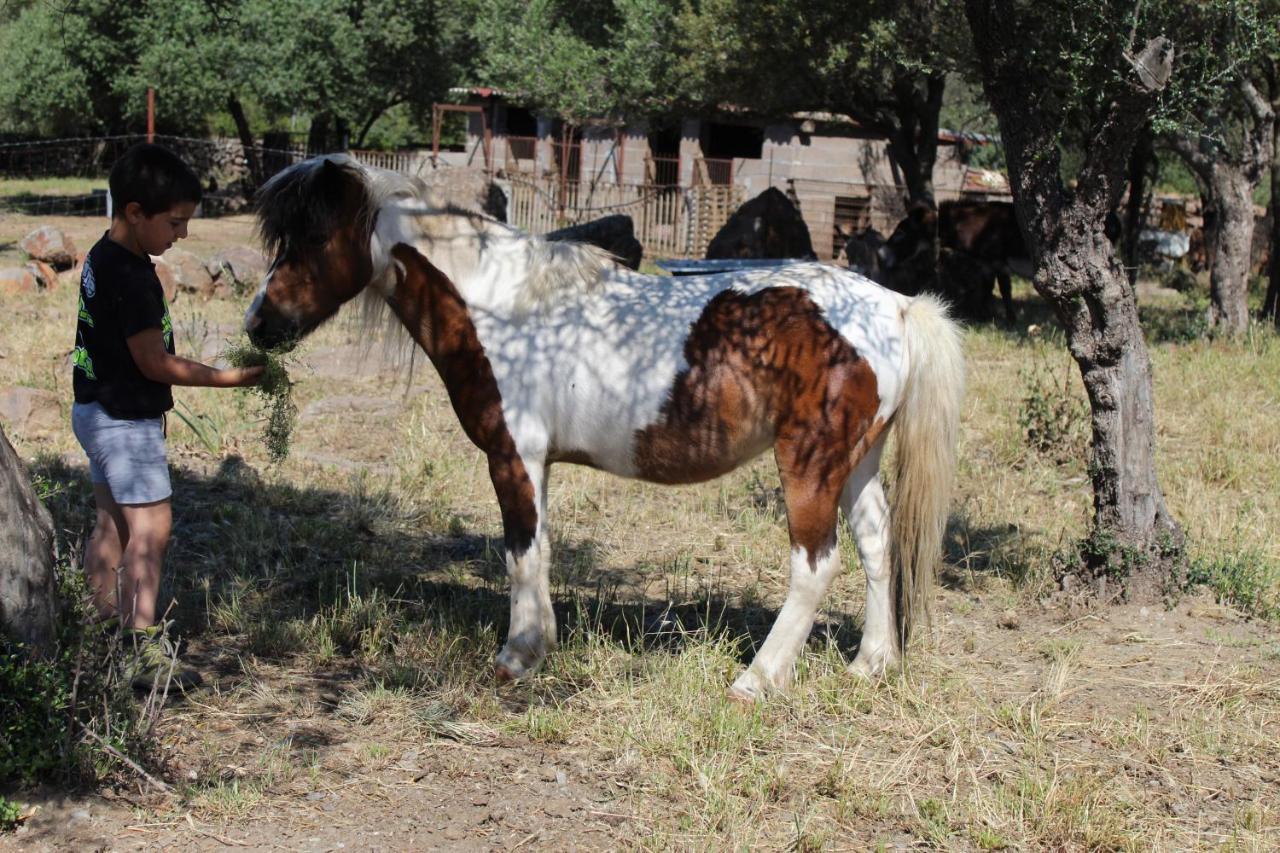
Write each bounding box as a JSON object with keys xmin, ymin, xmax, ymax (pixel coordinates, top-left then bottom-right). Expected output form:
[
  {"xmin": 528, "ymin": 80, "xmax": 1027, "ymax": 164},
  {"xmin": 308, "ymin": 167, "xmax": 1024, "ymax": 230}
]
[
  {"xmin": 81, "ymin": 256, "xmax": 96, "ymax": 298},
  {"xmin": 74, "ymin": 257, "xmax": 97, "ymax": 380},
  {"xmin": 161, "ymin": 304, "xmax": 172, "ymax": 349}
]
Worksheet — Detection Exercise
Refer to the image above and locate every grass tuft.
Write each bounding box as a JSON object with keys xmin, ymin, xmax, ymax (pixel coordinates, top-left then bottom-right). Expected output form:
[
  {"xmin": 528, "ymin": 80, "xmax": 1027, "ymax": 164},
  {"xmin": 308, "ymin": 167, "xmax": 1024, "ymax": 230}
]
[{"xmin": 223, "ymin": 338, "xmax": 298, "ymax": 463}]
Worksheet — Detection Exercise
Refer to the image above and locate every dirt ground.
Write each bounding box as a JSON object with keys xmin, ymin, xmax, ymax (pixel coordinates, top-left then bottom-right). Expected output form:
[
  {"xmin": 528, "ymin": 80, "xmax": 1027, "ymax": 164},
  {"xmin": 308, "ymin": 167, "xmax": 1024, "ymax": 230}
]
[
  {"xmin": 2, "ymin": 213, "xmax": 1278, "ymax": 850},
  {"xmin": 7, "ymin": 597, "xmax": 1277, "ymax": 851}
]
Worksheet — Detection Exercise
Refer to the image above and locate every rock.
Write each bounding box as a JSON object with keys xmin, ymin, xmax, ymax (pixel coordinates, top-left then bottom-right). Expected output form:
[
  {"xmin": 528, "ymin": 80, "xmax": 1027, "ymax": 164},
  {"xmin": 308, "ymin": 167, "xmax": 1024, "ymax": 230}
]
[
  {"xmin": 152, "ymin": 258, "xmax": 179, "ymax": 302},
  {"xmin": 417, "ymin": 168, "xmax": 508, "ymax": 222},
  {"xmin": 207, "ymin": 245, "xmax": 268, "ymax": 294},
  {"xmin": 20, "ymin": 226, "xmax": 78, "ymax": 270},
  {"xmin": 0, "ymin": 387, "xmax": 62, "ymax": 435},
  {"xmin": 299, "ymin": 395, "xmax": 401, "ymax": 423},
  {"xmin": 706, "ymin": 187, "xmax": 816, "ymax": 260},
  {"xmin": 29, "ymin": 261, "xmax": 58, "ymax": 290},
  {"xmin": 156, "ymin": 248, "xmax": 219, "ymax": 301},
  {"xmin": 546, "ymin": 215, "xmax": 643, "ymax": 270},
  {"xmin": 0, "ymin": 267, "xmax": 38, "ymax": 296},
  {"xmin": 997, "ymin": 609, "xmax": 1020, "ymax": 630},
  {"xmin": 1, "ymin": 424, "xmax": 58, "ymax": 653}
]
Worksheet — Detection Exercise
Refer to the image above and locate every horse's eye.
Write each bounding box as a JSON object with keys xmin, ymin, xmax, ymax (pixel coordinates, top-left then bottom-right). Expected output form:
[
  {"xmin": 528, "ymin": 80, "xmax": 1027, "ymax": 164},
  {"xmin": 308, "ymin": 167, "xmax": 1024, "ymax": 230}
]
[{"xmin": 306, "ymin": 234, "xmax": 329, "ymax": 248}]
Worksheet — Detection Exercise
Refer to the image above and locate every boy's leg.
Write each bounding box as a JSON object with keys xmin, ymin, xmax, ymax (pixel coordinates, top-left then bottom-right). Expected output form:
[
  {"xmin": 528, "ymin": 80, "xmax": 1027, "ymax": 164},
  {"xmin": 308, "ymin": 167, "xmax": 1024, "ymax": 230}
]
[
  {"xmin": 85, "ymin": 483, "xmax": 129, "ymax": 621},
  {"xmin": 116, "ymin": 499, "xmax": 172, "ymax": 629}
]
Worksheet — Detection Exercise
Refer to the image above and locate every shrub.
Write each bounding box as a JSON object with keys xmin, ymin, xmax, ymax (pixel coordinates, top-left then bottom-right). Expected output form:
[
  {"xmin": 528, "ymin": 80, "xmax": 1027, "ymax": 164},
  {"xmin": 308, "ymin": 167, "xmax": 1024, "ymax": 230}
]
[
  {"xmin": 1018, "ymin": 352, "xmax": 1090, "ymax": 464},
  {"xmin": 0, "ymin": 565, "xmax": 160, "ymax": 786}
]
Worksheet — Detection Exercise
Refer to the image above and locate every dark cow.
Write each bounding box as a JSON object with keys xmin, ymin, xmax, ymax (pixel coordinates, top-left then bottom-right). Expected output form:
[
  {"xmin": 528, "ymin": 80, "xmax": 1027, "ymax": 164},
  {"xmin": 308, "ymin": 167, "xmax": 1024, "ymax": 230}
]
[
  {"xmin": 879, "ymin": 201, "xmax": 1030, "ymax": 322},
  {"xmin": 840, "ymin": 225, "xmax": 886, "ymax": 280}
]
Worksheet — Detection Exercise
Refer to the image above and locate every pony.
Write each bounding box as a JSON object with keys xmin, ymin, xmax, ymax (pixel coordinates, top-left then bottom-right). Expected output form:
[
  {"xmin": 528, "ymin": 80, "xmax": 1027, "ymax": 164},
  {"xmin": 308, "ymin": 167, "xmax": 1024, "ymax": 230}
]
[{"xmin": 244, "ymin": 156, "xmax": 965, "ymax": 701}]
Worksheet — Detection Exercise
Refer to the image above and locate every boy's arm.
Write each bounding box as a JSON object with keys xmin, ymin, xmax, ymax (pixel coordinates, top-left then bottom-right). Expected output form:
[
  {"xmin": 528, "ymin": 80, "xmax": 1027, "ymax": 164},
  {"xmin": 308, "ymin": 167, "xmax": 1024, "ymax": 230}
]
[{"xmin": 126, "ymin": 329, "xmax": 263, "ymax": 388}]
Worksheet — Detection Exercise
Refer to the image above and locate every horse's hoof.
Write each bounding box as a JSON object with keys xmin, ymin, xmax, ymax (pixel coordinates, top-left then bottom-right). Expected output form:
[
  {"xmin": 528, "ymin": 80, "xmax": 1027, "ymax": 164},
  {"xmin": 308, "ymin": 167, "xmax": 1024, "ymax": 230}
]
[
  {"xmin": 494, "ymin": 663, "xmax": 518, "ymax": 683},
  {"xmin": 847, "ymin": 647, "xmax": 898, "ymax": 680},
  {"xmin": 725, "ymin": 685, "xmax": 760, "ymax": 707}
]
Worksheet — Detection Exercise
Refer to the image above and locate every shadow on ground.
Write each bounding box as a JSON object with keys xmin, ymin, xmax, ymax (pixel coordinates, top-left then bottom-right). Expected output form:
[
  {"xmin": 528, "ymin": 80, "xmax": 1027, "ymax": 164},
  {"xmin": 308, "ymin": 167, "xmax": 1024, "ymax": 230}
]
[{"xmin": 31, "ymin": 454, "xmax": 867, "ymax": 689}]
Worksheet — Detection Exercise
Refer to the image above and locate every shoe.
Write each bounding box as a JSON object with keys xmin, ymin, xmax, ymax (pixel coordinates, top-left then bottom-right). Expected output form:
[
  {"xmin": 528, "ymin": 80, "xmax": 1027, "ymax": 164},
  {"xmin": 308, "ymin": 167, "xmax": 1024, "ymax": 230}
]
[{"xmin": 125, "ymin": 624, "xmax": 204, "ymax": 692}]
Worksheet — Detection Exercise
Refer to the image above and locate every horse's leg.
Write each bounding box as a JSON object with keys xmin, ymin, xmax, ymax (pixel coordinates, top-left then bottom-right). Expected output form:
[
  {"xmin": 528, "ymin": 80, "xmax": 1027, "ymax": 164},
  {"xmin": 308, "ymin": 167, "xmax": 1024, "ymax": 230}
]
[
  {"xmin": 729, "ymin": 447, "xmax": 848, "ymax": 702},
  {"xmin": 491, "ymin": 455, "xmax": 556, "ymax": 681},
  {"xmin": 841, "ymin": 442, "xmax": 899, "ymax": 678},
  {"xmin": 997, "ymin": 267, "xmax": 1015, "ymax": 323}
]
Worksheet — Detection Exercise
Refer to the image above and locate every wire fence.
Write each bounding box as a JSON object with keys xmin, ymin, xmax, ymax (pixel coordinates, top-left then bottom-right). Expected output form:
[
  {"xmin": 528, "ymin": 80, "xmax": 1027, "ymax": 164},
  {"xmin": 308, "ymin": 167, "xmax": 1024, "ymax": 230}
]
[
  {"xmin": 0, "ymin": 134, "xmax": 327, "ymax": 216},
  {"xmin": 1, "ymin": 134, "xmax": 749, "ymax": 258}
]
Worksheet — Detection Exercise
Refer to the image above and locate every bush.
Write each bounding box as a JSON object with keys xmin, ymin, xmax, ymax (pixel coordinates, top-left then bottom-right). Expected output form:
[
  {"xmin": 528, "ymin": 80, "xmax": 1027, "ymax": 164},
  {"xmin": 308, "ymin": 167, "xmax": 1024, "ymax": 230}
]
[
  {"xmin": 1018, "ymin": 352, "xmax": 1090, "ymax": 465},
  {"xmin": 0, "ymin": 566, "xmax": 161, "ymax": 786}
]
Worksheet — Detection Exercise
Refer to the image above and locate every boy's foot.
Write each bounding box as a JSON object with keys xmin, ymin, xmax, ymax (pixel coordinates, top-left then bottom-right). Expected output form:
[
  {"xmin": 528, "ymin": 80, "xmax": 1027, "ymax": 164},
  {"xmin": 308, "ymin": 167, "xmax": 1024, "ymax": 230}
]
[{"xmin": 125, "ymin": 625, "xmax": 204, "ymax": 692}]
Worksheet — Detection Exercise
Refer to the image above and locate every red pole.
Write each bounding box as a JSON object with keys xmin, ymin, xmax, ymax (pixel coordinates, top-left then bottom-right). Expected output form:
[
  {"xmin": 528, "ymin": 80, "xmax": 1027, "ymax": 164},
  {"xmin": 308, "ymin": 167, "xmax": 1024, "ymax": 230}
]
[{"xmin": 147, "ymin": 88, "xmax": 155, "ymax": 143}]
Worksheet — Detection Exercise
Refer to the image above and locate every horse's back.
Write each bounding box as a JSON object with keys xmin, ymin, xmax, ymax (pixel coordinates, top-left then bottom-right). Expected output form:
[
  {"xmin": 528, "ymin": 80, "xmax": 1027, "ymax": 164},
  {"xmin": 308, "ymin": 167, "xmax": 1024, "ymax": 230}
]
[{"xmin": 518, "ymin": 263, "xmax": 911, "ymax": 480}]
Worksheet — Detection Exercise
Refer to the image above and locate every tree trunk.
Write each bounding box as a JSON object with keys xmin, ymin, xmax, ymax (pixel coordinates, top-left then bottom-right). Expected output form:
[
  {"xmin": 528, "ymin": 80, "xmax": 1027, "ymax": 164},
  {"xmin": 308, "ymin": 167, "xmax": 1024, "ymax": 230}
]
[
  {"xmin": 1265, "ymin": 119, "xmax": 1280, "ymax": 325},
  {"xmin": 1038, "ymin": 218, "xmax": 1183, "ymax": 589},
  {"xmin": 0, "ymin": 425, "xmax": 58, "ymax": 652},
  {"xmin": 1205, "ymin": 165, "xmax": 1254, "ymax": 333},
  {"xmin": 307, "ymin": 112, "xmax": 331, "ymax": 155},
  {"xmin": 884, "ymin": 72, "xmax": 945, "ymax": 208},
  {"xmin": 964, "ymin": 2, "xmax": 1184, "ymax": 592},
  {"xmin": 1121, "ymin": 127, "xmax": 1154, "ymax": 287},
  {"xmin": 227, "ymin": 94, "xmax": 264, "ymax": 189},
  {"xmin": 1170, "ymin": 80, "xmax": 1275, "ymax": 334}
]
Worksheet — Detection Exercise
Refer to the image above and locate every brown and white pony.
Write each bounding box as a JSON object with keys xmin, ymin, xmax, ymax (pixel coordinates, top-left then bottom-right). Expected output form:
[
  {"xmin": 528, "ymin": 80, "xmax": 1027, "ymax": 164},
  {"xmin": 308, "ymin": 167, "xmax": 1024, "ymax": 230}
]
[{"xmin": 244, "ymin": 156, "xmax": 965, "ymax": 701}]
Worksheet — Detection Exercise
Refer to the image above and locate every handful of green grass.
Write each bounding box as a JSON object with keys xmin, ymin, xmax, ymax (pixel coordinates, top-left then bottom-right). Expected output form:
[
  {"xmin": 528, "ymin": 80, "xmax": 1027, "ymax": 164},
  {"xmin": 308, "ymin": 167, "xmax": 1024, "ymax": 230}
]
[{"xmin": 224, "ymin": 339, "xmax": 297, "ymax": 463}]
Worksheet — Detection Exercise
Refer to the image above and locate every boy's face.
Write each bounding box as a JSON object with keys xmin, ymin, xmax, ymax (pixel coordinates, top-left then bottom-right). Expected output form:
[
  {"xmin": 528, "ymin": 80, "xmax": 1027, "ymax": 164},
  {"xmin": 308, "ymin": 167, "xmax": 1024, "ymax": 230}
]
[{"xmin": 124, "ymin": 201, "xmax": 197, "ymax": 257}]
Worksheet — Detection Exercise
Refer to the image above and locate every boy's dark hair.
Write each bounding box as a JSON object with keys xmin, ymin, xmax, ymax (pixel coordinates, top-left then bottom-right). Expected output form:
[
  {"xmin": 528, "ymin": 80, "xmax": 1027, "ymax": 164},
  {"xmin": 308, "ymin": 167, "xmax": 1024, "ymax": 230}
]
[{"xmin": 109, "ymin": 143, "xmax": 202, "ymax": 217}]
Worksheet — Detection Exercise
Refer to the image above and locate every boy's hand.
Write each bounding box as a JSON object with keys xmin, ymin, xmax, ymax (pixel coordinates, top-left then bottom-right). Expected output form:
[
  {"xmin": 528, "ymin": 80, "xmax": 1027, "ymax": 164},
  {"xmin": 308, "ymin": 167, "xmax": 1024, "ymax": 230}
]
[{"xmin": 227, "ymin": 365, "xmax": 266, "ymax": 387}]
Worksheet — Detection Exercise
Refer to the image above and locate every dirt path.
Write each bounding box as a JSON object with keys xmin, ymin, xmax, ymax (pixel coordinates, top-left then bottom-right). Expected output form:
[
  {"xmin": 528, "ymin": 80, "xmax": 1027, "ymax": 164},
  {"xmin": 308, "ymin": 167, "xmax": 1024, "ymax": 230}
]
[{"xmin": 7, "ymin": 592, "xmax": 1277, "ymax": 852}]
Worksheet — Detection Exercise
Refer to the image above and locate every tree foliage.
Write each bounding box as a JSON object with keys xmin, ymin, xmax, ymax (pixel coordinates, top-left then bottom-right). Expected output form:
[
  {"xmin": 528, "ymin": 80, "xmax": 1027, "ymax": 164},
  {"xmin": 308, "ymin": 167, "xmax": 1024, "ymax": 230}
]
[
  {"xmin": 679, "ymin": 0, "xmax": 967, "ymax": 203},
  {"xmin": 471, "ymin": 0, "xmax": 686, "ymax": 124},
  {"xmin": 0, "ymin": 0, "xmax": 473, "ymax": 144}
]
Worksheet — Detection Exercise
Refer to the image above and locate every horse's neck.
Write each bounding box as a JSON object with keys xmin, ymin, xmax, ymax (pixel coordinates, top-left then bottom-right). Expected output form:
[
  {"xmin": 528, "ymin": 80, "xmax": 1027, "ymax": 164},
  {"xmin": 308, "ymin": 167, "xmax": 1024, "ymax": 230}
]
[{"xmin": 382, "ymin": 204, "xmax": 527, "ymax": 315}]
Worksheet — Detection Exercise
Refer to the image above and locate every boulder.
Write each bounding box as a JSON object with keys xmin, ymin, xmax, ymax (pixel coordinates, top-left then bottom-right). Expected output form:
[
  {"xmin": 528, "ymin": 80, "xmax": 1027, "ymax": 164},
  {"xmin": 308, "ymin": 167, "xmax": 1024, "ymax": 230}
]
[
  {"xmin": 152, "ymin": 258, "xmax": 179, "ymax": 302},
  {"xmin": 29, "ymin": 261, "xmax": 58, "ymax": 290},
  {"xmin": 417, "ymin": 168, "xmax": 509, "ymax": 222},
  {"xmin": 0, "ymin": 387, "xmax": 62, "ymax": 436},
  {"xmin": 156, "ymin": 248, "xmax": 218, "ymax": 300},
  {"xmin": 546, "ymin": 215, "xmax": 644, "ymax": 270},
  {"xmin": 20, "ymin": 226, "xmax": 78, "ymax": 270},
  {"xmin": 207, "ymin": 245, "xmax": 268, "ymax": 295},
  {"xmin": 0, "ymin": 424, "xmax": 58, "ymax": 653},
  {"xmin": 705, "ymin": 187, "xmax": 816, "ymax": 261},
  {"xmin": 0, "ymin": 267, "xmax": 38, "ymax": 296}
]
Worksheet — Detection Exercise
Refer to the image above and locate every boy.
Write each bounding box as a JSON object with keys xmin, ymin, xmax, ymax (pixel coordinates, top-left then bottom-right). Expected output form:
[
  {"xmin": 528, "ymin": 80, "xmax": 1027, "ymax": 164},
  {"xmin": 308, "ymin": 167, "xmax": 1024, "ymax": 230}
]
[{"xmin": 70, "ymin": 143, "xmax": 263, "ymax": 689}]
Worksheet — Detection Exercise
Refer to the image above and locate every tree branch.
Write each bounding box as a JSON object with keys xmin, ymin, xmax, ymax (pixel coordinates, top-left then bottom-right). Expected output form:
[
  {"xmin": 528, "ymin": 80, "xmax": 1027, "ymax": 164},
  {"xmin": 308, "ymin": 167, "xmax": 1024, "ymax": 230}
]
[{"xmin": 1240, "ymin": 77, "xmax": 1274, "ymax": 127}]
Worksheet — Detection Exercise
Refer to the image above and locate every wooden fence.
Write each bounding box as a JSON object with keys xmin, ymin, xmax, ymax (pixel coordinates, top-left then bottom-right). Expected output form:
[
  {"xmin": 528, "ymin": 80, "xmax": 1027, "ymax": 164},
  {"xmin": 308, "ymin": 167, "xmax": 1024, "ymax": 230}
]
[{"xmin": 506, "ymin": 174, "xmax": 743, "ymax": 259}]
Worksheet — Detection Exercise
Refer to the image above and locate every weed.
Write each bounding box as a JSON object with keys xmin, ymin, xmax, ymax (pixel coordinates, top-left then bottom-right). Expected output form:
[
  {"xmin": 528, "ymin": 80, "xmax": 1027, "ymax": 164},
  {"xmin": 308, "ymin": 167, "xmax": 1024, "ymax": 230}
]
[
  {"xmin": 0, "ymin": 797, "xmax": 22, "ymax": 832},
  {"xmin": 0, "ymin": 561, "xmax": 164, "ymax": 786},
  {"xmin": 1183, "ymin": 548, "xmax": 1279, "ymax": 620},
  {"xmin": 223, "ymin": 338, "xmax": 297, "ymax": 463},
  {"xmin": 1017, "ymin": 350, "xmax": 1089, "ymax": 464},
  {"xmin": 171, "ymin": 399, "xmax": 226, "ymax": 455}
]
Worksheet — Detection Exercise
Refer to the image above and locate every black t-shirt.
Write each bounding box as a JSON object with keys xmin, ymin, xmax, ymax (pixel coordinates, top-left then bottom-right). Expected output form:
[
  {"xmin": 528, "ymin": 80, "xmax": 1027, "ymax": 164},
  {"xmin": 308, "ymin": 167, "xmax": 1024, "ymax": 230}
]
[{"xmin": 72, "ymin": 233, "xmax": 175, "ymax": 419}]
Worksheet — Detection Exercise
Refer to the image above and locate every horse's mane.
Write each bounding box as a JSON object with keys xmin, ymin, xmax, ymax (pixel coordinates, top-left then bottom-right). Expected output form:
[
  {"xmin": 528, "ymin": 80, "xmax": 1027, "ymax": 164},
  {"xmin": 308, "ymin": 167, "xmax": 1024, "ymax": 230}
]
[
  {"xmin": 257, "ymin": 156, "xmax": 616, "ymax": 352},
  {"xmin": 255, "ymin": 154, "xmax": 416, "ymax": 261}
]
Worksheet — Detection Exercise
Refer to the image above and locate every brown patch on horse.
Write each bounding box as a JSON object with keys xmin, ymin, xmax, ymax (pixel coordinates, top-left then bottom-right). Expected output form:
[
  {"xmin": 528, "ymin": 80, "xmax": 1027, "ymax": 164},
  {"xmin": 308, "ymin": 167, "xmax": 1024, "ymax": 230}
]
[
  {"xmin": 388, "ymin": 243, "xmax": 537, "ymax": 553},
  {"xmin": 634, "ymin": 287, "xmax": 881, "ymax": 561},
  {"xmin": 548, "ymin": 447, "xmax": 602, "ymax": 468}
]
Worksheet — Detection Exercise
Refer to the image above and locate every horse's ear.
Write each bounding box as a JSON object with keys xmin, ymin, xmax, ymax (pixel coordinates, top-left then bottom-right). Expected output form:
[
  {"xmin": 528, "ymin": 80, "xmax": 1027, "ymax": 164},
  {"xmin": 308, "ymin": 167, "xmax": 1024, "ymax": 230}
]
[{"xmin": 318, "ymin": 158, "xmax": 343, "ymax": 183}]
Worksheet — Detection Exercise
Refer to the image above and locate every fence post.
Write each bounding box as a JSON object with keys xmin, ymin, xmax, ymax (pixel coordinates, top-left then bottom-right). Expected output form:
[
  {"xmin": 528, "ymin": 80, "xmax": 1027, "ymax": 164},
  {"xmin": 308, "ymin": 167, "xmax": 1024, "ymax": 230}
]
[{"xmin": 147, "ymin": 88, "xmax": 155, "ymax": 143}]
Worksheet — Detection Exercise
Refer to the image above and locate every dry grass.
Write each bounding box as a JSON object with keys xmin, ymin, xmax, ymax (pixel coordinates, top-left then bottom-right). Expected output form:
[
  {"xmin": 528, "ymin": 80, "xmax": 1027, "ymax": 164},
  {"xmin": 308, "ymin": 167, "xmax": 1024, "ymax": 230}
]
[{"xmin": 3, "ymin": 214, "xmax": 1279, "ymax": 848}]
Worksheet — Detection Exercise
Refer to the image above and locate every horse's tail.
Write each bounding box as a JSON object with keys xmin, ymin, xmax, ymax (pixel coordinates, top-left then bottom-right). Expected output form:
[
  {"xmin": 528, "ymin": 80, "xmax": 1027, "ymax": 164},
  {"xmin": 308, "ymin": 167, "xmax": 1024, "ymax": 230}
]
[{"xmin": 891, "ymin": 293, "xmax": 965, "ymax": 652}]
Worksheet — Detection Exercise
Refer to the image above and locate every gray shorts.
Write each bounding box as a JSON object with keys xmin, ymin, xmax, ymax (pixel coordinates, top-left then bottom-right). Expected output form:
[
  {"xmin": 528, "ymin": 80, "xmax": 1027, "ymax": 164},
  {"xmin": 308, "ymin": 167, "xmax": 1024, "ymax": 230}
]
[{"xmin": 71, "ymin": 401, "xmax": 172, "ymax": 505}]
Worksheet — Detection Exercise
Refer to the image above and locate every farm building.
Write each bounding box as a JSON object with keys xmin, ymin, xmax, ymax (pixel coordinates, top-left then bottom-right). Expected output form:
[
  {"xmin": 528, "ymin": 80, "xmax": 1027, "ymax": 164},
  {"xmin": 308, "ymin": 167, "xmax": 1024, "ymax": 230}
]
[{"xmin": 425, "ymin": 88, "xmax": 1012, "ymax": 260}]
